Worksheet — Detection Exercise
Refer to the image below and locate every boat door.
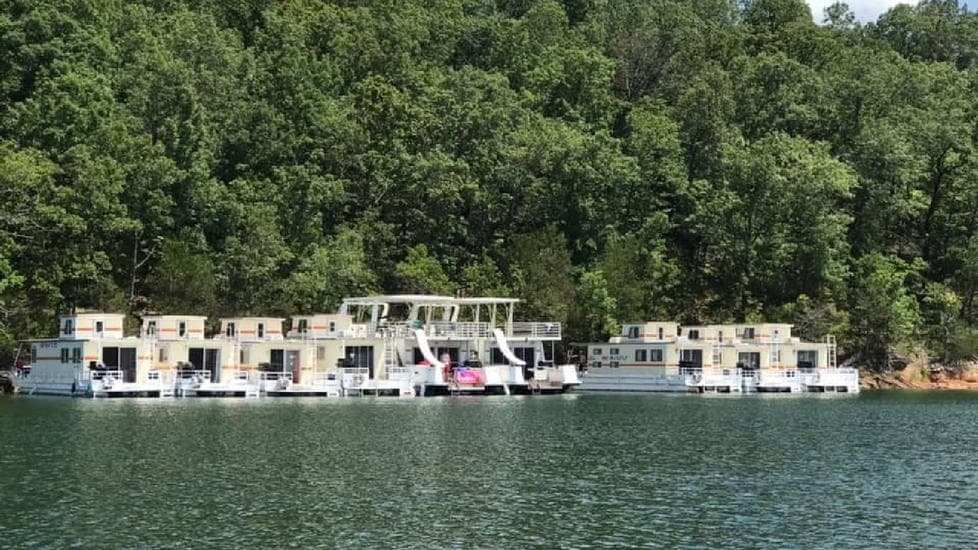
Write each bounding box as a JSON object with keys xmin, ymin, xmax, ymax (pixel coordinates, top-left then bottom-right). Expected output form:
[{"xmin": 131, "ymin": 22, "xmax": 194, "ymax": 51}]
[
  {"xmin": 120, "ymin": 348, "xmax": 137, "ymax": 382},
  {"xmin": 189, "ymin": 348, "xmax": 205, "ymax": 376},
  {"xmin": 344, "ymin": 346, "xmax": 374, "ymax": 378},
  {"xmin": 285, "ymin": 350, "xmax": 299, "ymax": 371},
  {"xmin": 205, "ymin": 349, "xmax": 221, "ymax": 382},
  {"xmin": 285, "ymin": 351, "xmax": 300, "ymax": 381},
  {"xmin": 270, "ymin": 349, "xmax": 284, "ymax": 371}
]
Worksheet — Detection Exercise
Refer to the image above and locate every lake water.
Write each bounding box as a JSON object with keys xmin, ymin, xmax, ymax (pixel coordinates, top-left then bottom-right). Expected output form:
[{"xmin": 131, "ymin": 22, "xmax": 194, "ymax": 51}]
[{"xmin": 1, "ymin": 392, "xmax": 977, "ymax": 548}]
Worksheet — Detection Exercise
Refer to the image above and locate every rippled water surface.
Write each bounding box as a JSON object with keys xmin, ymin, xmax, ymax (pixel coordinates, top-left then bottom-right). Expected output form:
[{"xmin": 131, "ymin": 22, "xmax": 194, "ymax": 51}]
[{"xmin": 2, "ymin": 392, "xmax": 978, "ymax": 548}]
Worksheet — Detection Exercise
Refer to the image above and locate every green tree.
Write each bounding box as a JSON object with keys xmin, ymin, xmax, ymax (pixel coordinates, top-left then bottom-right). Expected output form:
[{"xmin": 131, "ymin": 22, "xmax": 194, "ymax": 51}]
[
  {"xmin": 394, "ymin": 244, "xmax": 454, "ymax": 295},
  {"xmin": 848, "ymin": 254, "xmax": 922, "ymax": 369}
]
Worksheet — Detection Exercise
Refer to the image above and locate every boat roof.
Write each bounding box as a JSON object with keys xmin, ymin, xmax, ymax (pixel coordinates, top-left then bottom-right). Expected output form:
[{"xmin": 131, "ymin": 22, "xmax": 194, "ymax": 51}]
[
  {"xmin": 220, "ymin": 316, "xmax": 286, "ymax": 322},
  {"xmin": 292, "ymin": 312, "xmax": 346, "ymax": 318},
  {"xmin": 454, "ymin": 297, "xmax": 519, "ymax": 305},
  {"xmin": 141, "ymin": 315, "xmax": 208, "ymax": 320},
  {"xmin": 342, "ymin": 295, "xmax": 455, "ymax": 305},
  {"xmin": 59, "ymin": 312, "xmax": 125, "ymax": 318}
]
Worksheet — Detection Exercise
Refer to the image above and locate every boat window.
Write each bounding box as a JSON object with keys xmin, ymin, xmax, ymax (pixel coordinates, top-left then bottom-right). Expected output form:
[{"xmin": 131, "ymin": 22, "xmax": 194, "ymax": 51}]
[
  {"xmin": 738, "ymin": 352, "xmax": 760, "ymax": 369},
  {"xmin": 688, "ymin": 330, "xmax": 700, "ymax": 340},
  {"xmin": 147, "ymin": 321, "xmax": 156, "ymax": 336},
  {"xmin": 96, "ymin": 321, "xmax": 104, "ymax": 334},
  {"xmin": 657, "ymin": 327, "xmax": 664, "ymax": 340},
  {"xmin": 226, "ymin": 322, "xmax": 236, "ymax": 337},
  {"xmin": 591, "ymin": 348, "xmax": 602, "ymax": 356},
  {"xmin": 72, "ymin": 347, "xmax": 81, "ymax": 363},
  {"xmin": 610, "ymin": 348, "xmax": 619, "ymax": 355},
  {"xmin": 329, "ymin": 321, "xmax": 336, "ymax": 332},
  {"xmin": 240, "ymin": 349, "xmax": 249, "ymax": 365},
  {"xmin": 610, "ymin": 361, "xmax": 620, "ymax": 368},
  {"xmin": 743, "ymin": 327, "xmax": 755, "ymax": 339},
  {"xmin": 159, "ymin": 348, "xmax": 168, "ymax": 362},
  {"xmin": 178, "ymin": 322, "xmax": 187, "ymax": 337},
  {"xmin": 258, "ymin": 323, "xmax": 265, "ymax": 338},
  {"xmin": 31, "ymin": 346, "xmax": 37, "ymax": 363},
  {"xmin": 635, "ymin": 349, "xmax": 647, "ymax": 362},
  {"xmin": 63, "ymin": 319, "xmax": 74, "ymax": 335},
  {"xmin": 797, "ymin": 350, "xmax": 818, "ymax": 368},
  {"xmin": 650, "ymin": 349, "xmax": 663, "ymax": 362},
  {"xmin": 298, "ymin": 319, "xmax": 308, "ymax": 334},
  {"xmin": 590, "ymin": 361, "xmax": 602, "ymax": 370},
  {"xmin": 627, "ymin": 326, "xmax": 640, "ymax": 339},
  {"xmin": 60, "ymin": 348, "xmax": 69, "ymax": 362}
]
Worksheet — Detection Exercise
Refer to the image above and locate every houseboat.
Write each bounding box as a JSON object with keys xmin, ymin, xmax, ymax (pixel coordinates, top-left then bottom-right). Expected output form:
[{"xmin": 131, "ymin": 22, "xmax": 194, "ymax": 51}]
[
  {"xmin": 15, "ymin": 294, "xmax": 581, "ymax": 398},
  {"xmin": 336, "ymin": 295, "xmax": 580, "ymax": 396},
  {"xmin": 20, "ymin": 313, "xmax": 172, "ymax": 397},
  {"xmin": 579, "ymin": 322, "xmax": 859, "ymax": 394}
]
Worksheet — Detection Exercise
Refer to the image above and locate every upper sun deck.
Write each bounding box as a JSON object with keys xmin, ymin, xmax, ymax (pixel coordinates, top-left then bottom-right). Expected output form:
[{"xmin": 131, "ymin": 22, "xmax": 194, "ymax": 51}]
[
  {"xmin": 605, "ymin": 322, "xmax": 799, "ymax": 346},
  {"xmin": 338, "ymin": 294, "xmax": 561, "ymax": 340}
]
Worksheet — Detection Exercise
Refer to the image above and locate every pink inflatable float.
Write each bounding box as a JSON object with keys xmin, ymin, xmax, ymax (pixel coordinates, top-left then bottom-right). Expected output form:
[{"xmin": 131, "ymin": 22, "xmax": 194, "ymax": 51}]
[{"xmin": 454, "ymin": 368, "xmax": 484, "ymax": 385}]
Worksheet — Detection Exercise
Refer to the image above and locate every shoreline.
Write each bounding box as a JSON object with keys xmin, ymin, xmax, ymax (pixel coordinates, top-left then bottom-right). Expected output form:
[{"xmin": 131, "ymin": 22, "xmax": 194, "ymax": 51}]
[{"xmin": 861, "ymin": 370, "xmax": 978, "ymax": 391}]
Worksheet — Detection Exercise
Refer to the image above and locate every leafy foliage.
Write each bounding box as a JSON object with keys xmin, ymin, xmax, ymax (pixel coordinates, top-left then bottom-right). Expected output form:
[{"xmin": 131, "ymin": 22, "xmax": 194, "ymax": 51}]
[{"xmin": 2, "ymin": 0, "xmax": 978, "ymax": 370}]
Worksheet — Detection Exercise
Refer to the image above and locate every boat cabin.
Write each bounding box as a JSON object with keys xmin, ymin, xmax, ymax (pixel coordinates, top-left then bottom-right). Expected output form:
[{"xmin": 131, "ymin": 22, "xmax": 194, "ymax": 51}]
[
  {"xmin": 219, "ymin": 317, "xmax": 286, "ymax": 342},
  {"xmin": 58, "ymin": 313, "xmax": 125, "ymax": 340},
  {"xmin": 287, "ymin": 314, "xmax": 354, "ymax": 339},
  {"xmin": 140, "ymin": 315, "xmax": 207, "ymax": 340}
]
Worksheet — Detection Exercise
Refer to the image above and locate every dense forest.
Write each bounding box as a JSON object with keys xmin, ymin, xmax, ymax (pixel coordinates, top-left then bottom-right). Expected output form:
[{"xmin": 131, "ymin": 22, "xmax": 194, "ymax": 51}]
[{"xmin": 1, "ymin": 0, "xmax": 978, "ymax": 369}]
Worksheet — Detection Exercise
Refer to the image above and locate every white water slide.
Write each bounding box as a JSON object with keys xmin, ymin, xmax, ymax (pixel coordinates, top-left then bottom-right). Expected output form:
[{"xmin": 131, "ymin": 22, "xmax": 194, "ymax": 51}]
[
  {"xmin": 413, "ymin": 329, "xmax": 444, "ymax": 369},
  {"xmin": 492, "ymin": 329, "xmax": 527, "ymax": 366}
]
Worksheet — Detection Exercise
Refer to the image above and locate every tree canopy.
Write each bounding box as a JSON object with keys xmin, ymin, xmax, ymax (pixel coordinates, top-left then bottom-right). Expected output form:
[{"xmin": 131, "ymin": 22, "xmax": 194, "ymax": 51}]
[{"xmin": 2, "ymin": 0, "xmax": 978, "ymax": 369}]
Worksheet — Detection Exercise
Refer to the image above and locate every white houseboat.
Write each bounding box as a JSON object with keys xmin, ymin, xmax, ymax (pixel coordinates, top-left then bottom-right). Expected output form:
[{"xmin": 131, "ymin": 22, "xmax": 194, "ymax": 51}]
[
  {"xmin": 15, "ymin": 294, "xmax": 581, "ymax": 398},
  {"xmin": 21, "ymin": 313, "xmax": 172, "ymax": 397},
  {"xmin": 580, "ymin": 322, "xmax": 859, "ymax": 394},
  {"xmin": 336, "ymin": 295, "xmax": 580, "ymax": 396}
]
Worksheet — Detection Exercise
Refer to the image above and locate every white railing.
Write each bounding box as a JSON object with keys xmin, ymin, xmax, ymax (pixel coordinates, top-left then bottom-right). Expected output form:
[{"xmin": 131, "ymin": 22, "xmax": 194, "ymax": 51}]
[
  {"xmin": 510, "ymin": 322, "xmax": 561, "ymax": 339},
  {"xmin": 427, "ymin": 322, "xmax": 491, "ymax": 339},
  {"xmin": 342, "ymin": 368, "xmax": 370, "ymax": 387},
  {"xmin": 386, "ymin": 367, "xmax": 414, "ymax": 381},
  {"xmin": 259, "ymin": 371, "xmax": 293, "ymax": 381},
  {"xmin": 344, "ymin": 325, "xmax": 370, "ymax": 338},
  {"xmin": 307, "ymin": 371, "xmax": 340, "ymax": 386},
  {"xmin": 758, "ymin": 369, "xmax": 799, "ymax": 383},
  {"xmin": 146, "ymin": 370, "xmax": 173, "ymax": 384},
  {"xmin": 226, "ymin": 370, "xmax": 252, "ymax": 384},
  {"xmin": 809, "ymin": 367, "xmax": 858, "ymax": 384},
  {"xmin": 683, "ymin": 367, "xmax": 742, "ymax": 387},
  {"xmin": 176, "ymin": 370, "xmax": 212, "ymax": 383},
  {"xmin": 90, "ymin": 370, "xmax": 125, "ymax": 382}
]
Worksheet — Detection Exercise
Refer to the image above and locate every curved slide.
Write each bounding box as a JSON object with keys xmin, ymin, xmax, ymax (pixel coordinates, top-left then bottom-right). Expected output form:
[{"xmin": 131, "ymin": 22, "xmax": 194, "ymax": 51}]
[
  {"xmin": 413, "ymin": 329, "xmax": 444, "ymax": 369},
  {"xmin": 492, "ymin": 329, "xmax": 527, "ymax": 366}
]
